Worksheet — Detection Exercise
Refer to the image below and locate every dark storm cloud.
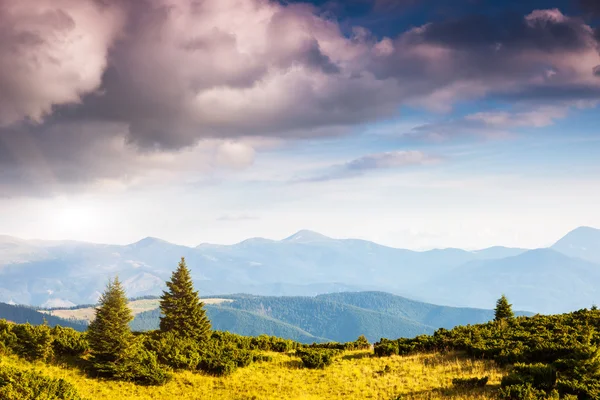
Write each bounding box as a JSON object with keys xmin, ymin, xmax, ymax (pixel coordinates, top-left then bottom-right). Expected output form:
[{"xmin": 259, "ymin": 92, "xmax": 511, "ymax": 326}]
[{"xmin": 0, "ymin": 0, "xmax": 599, "ymax": 195}]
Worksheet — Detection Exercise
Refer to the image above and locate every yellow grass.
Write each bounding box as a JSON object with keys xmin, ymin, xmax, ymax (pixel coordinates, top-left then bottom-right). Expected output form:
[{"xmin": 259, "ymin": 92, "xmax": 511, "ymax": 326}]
[
  {"xmin": 0, "ymin": 350, "xmax": 504, "ymax": 400},
  {"xmin": 41, "ymin": 298, "xmax": 233, "ymax": 322}
]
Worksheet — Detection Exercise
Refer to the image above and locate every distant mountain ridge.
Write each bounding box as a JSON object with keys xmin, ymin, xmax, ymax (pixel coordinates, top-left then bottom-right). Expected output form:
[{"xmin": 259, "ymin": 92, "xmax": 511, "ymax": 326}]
[
  {"xmin": 551, "ymin": 226, "xmax": 600, "ymax": 264},
  {"xmin": 0, "ymin": 226, "xmax": 599, "ymax": 314}
]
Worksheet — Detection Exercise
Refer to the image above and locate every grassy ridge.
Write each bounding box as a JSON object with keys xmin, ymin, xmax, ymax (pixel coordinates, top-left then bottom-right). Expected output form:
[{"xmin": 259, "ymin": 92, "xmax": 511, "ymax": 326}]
[{"xmin": 0, "ymin": 350, "xmax": 503, "ymax": 399}]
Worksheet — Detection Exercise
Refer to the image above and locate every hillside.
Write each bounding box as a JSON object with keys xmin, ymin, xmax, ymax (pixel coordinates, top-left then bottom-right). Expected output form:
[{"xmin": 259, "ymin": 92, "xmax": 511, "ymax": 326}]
[
  {"xmin": 131, "ymin": 307, "xmax": 328, "ymax": 343},
  {"xmin": 315, "ymin": 291, "xmax": 531, "ymax": 328},
  {"xmin": 43, "ymin": 292, "xmax": 511, "ymax": 343},
  {"xmin": 0, "ymin": 302, "xmax": 87, "ymax": 331},
  {"xmin": 0, "ymin": 349, "xmax": 503, "ymax": 400}
]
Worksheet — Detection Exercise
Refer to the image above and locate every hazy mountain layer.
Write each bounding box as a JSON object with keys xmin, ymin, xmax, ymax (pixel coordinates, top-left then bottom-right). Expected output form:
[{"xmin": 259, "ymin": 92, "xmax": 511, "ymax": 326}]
[{"xmin": 1, "ymin": 227, "xmax": 599, "ymax": 313}]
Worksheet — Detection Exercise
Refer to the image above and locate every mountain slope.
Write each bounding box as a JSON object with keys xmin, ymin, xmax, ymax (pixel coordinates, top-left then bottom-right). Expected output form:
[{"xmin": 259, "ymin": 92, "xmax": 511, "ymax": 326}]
[
  {"xmin": 552, "ymin": 226, "xmax": 600, "ymax": 264},
  {"xmin": 124, "ymin": 291, "xmax": 512, "ymax": 343},
  {"xmin": 0, "ymin": 302, "xmax": 87, "ymax": 331},
  {"xmin": 411, "ymin": 249, "xmax": 600, "ymax": 313},
  {"xmin": 223, "ymin": 295, "xmax": 433, "ymax": 342},
  {"xmin": 315, "ymin": 291, "xmax": 532, "ymax": 328},
  {"xmin": 131, "ymin": 306, "xmax": 328, "ymax": 343}
]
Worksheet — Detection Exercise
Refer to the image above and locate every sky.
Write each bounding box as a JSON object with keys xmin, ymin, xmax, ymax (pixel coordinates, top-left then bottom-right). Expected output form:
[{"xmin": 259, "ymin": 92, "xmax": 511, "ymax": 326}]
[{"xmin": 0, "ymin": 0, "xmax": 599, "ymax": 250}]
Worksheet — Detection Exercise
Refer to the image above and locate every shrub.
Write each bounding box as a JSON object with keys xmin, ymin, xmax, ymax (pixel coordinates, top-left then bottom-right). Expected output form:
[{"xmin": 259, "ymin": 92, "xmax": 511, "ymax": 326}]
[
  {"xmin": 51, "ymin": 326, "xmax": 89, "ymax": 357},
  {"xmin": 144, "ymin": 331, "xmax": 201, "ymax": 370},
  {"xmin": 497, "ymin": 383, "xmax": 550, "ymax": 400},
  {"xmin": 197, "ymin": 342, "xmax": 255, "ymax": 376},
  {"xmin": 501, "ymin": 363, "xmax": 557, "ymax": 392},
  {"xmin": 93, "ymin": 339, "xmax": 171, "ymax": 386},
  {"xmin": 374, "ymin": 340, "xmax": 399, "ymax": 357},
  {"xmin": 351, "ymin": 335, "xmax": 371, "ymax": 350},
  {"xmin": 0, "ymin": 364, "xmax": 83, "ymax": 400},
  {"xmin": 0, "ymin": 320, "xmax": 17, "ymax": 356},
  {"xmin": 296, "ymin": 348, "xmax": 339, "ymax": 369},
  {"xmin": 197, "ymin": 358, "xmax": 236, "ymax": 376},
  {"xmin": 10, "ymin": 323, "xmax": 54, "ymax": 361},
  {"xmin": 452, "ymin": 376, "xmax": 488, "ymax": 389},
  {"xmin": 252, "ymin": 354, "xmax": 273, "ymax": 363}
]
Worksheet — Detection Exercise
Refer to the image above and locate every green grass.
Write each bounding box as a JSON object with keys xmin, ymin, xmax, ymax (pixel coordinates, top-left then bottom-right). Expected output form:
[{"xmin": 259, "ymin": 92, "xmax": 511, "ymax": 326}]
[{"xmin": 0, "ymin": 350, "xmax": 504, "ymax": 399}]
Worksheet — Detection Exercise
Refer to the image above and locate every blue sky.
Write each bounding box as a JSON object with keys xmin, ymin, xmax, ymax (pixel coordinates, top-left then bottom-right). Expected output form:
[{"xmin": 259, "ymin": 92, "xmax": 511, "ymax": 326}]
[{"xmin": 0, "ymin": 0, "xmax": 599, "ymax": 249}]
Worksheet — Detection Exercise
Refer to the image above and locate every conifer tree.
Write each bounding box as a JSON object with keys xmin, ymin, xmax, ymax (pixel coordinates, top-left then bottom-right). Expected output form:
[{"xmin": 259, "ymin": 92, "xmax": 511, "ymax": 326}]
[
  {"xmin": 88, "ymin": 277, "xmax": 134, "ymax": 364},
  {"xmin": 494, "ymin": 294, "xmax": 514, "ymax": 321},
  {"xmin": 159, "ymin": 257, "xmax": 211, "ymax": 341}
]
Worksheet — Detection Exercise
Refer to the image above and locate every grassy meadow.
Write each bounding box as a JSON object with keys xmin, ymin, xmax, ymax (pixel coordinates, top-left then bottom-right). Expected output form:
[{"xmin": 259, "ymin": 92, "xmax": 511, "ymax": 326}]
[
  {"xmin": 0, "ymin": 350, "xmax": 503, "ymax": 400},
  {"xmin": 42, "ymin": 298, "xmax": 234, "ymax": 322}
]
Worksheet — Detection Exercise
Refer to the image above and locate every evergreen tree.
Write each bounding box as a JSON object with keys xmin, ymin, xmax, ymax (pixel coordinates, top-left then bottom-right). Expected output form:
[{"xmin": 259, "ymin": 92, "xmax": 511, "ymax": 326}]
[
  {"xmin": 159, "ymin": 257, "xmax": 211, "ymax": 341},
  {"xmin": 88, "ymin": 277, "xmax": 133, "ymax": 364},
  {"xmin": 494, "ymin": 294, "xmax": 514, "ymax": 321}
]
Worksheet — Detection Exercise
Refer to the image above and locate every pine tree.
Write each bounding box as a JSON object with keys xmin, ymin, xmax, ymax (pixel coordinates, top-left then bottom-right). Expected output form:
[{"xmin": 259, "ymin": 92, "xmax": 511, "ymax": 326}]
[
  {"xmin": 494, "ymin": 294, "xmax": 514, "ymax": 321},
  {"xmin": 88, "ymin": 277, "xmax": 134, "ymax": 364},
  {"xmin": 159, "ymin": 257, "xmax": 211, "ymax": 341}
]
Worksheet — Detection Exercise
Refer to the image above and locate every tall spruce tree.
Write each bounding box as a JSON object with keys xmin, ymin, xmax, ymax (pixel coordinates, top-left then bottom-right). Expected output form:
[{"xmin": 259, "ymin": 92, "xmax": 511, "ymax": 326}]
[
  {"xmin": 159, "ymin": 257, "xmax": 211, "ymax": 341},
  {"xmin": 88, "ymin": 277, "xmax": 133, "ymax": 363},
  {"xmin": 494, "ymin": 294, "xmax": 514, "ymax": 321}
]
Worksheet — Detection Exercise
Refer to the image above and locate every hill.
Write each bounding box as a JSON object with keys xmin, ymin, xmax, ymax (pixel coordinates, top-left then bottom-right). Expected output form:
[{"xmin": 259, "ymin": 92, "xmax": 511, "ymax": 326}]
[
  {"xmin": 315, "ymin": 291, "xmax": 531, "ymax": 328},
  {"xmin": 0, "ymin": 348, "xmax": 503, "ymax": 400},
  {"xmin": 131, "ymin": 306, "xmax": 328, "ymax": 343},
  {"xmin": 43, "ymin": 292, "xmax": 510, "ymax": 343},
  {"xmin": 0, "ymin": 302, "xmax": 87, "ymax": 331}
]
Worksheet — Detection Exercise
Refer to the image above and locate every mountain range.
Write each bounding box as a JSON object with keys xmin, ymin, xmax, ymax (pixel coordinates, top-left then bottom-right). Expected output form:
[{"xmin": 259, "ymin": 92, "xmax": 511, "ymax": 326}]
[{"xmin": 0, "ymin": 226, "xmax": 599, "ymax": 313}]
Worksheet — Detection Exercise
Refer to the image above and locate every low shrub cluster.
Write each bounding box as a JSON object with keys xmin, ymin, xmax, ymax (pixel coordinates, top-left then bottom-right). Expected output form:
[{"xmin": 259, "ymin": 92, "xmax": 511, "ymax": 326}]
[
  {"xmin": 142, "ymin": 330, "xmax": 265, "ymax": 376},
  {"xmin": 375, "ymin": 309, "xmax": 600, "ymax": 399},
  {"xmin": 92, "ymin": 339, "xmax": 171, "ymax": 386},
  {"xmin": 0, "ymin": 364, "xmax": 83, "ymax": 400},
  {"xmin": 305, "ymin": 335, "xmax": 370, "ymax": 352},
  {"xmin": 296, "ymin": 348, "xmax": 342, "ymax": 369},
  {"xmin": 210, "ymin": 331, "xmax": 299, "ymax": 353},
  {"xmin": 452, "ymin": 376, "xmax": 489, "ymax": 389},
  {"xmin": 0, "ymin": 320, "xmax": 88, "ymax": 361}
]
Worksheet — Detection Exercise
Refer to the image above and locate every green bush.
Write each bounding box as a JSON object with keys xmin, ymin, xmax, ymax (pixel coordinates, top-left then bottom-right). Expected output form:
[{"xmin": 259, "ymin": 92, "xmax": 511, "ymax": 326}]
[
  {"xmin": 51, "ymin": 326, "xmax": 89, "ymax": 357},
  {"xmin": 501, "ymin": 363, "xmax": 557, "ymax": 392},
  {"xmin": 452, "ymin": 376, "xmax": 488, "ymax": 389},
  {"xmin": 10, "ymin": 324, "xmax": 54, "ymax": 361},
  {"xmin": 0, "ymin": 321, "xmax": 17, "ymax": 356},
  {"xmin": 0, "ymin": 364, "xmax": 83, "ymax": 400},
  {"xmin": 197, "ymin": 358, "xmax": 236, "ymax": 376},
  {"xmin": 144, "ymin": 331, "xmax": 201, "ymax": 370},
  {"xmin": 296, "ymin": 348, "xmax": 340, "ymax": 369},
  {"xmin": 497, "ymin": 383, "xmax": 551, "ymax": 400},
  {"xmin": 92, "ymin": 340, "xmax": 171, "ymax": 386},
  {"xmin": 374, "ymin": 340, "xmax": 399, "ymax": 357},
  {"xmin": 196, "ymin": 341, "xmax": 254, "ymax": 376},
  {"xmin": 252, "ymin": 354, "xmax": 273, "ymax": 363}
]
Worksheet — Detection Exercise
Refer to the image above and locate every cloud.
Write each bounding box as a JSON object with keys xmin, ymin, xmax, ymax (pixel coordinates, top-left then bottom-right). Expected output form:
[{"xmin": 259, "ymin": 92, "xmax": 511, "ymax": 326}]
[
  {"xmin": 298, "ymin": 150, "xmax": 441, "ymax": 182},
  {"xmin": 407, "ymin": 106, "xmax": 573, "ymax": 140},
  {"xmin": 0, "ymin": 1, "xmax": 599, "ymax": 195},
  {"xmin": 0, "ymin": 121, "xmax": 273, "ymax": 197},
  {"xmin": 0, "ymin": 0, "xmax": 124, "ymax": 126}
]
